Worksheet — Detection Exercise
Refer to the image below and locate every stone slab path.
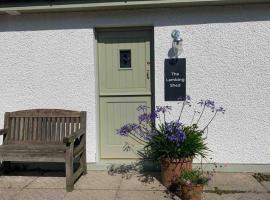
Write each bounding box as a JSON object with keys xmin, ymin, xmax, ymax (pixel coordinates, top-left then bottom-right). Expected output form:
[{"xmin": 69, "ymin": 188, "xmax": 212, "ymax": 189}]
[{"xmin": 0, "ymin": 171, "xmax": 269, "ymax": 200}]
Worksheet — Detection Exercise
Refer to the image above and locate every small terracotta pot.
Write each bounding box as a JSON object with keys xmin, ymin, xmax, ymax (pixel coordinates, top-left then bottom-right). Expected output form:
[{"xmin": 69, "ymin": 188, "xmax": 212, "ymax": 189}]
[
  {"xmin": 160, "ymin": 158, "xmax": 193, "ymax": 188},
  {"xmin": 181, "ymin": 184, "xmax": 204, "ymax": 200}
]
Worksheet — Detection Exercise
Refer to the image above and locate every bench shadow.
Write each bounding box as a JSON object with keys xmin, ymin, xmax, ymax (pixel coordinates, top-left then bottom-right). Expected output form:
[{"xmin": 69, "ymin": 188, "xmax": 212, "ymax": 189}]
[{"xmin": 0, "ymin": 162, "xmax": 80, "ymax": 177}]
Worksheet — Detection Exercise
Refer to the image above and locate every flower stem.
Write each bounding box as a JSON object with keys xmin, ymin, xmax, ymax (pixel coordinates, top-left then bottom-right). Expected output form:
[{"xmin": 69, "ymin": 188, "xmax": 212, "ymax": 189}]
[
  {"xmin": 203, "ymin": 111, "xmax": 217, "ymax": 131},
  {"xmin": 178, "ymin": 101, "xmax": 185, "ymax": 121},
  {"xmin": 163, "ymin": 112, "xmax": 166, "ymax": 124},
  {"xmin": 190, "ymin": 111, "xmax": 196, "ymax": 125},
  {"xmin": 197, "ymin": 104, "xmax": 206, "ymax": 124},
  {"xmin": 129, "ymin": 133, "xmax": 147, "ymax": 145},
  {"xmin": 130, "ymin": 133, "xmax": 146, "ymax": 144}
]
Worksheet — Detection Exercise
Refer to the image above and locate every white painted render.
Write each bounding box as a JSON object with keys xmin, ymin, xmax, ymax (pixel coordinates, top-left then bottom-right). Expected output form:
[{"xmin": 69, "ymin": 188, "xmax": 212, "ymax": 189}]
[{"xmin": 0, "ymin": 4, "xmax": 269, "ymax": 164}]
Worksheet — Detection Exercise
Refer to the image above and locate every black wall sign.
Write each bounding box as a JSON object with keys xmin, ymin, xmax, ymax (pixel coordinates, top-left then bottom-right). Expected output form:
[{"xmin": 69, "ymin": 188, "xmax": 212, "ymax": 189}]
[{"xmin": 164, "ymin": 58, "xmax": 186, "ymax": 101}]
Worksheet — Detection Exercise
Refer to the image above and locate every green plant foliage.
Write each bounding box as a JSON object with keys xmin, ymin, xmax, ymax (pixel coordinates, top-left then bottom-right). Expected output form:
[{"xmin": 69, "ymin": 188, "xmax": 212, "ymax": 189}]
[
  {"xmin": 177, "ymin": 168, "xmax": 210, "ymax": 186},
  {"xmin": 253, "ymin": 173, "xmax": 270, "ymax": 182},
  {"xmin": 144, "ymin": 124, "xmax": 209, "ymax": 161}
]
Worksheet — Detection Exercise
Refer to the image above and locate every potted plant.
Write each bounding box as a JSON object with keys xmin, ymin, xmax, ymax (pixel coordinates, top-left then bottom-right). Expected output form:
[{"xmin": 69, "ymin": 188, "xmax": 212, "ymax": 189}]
[
  {"xmin": 116, "ymin": 96, "xmax": 225, "ymax": 188},
  {"xmin": 146, "ymin": 123, "xmax": 208, "ymax": 188},
  {"xmin": 177, "ymin": 169, "xmax": 211, "ymax": 200}
]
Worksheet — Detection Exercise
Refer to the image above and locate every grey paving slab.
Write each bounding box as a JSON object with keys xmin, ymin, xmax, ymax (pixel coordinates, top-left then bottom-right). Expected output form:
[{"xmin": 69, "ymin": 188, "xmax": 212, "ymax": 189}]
[
  {"xmin": 119, "ymin": 172, "xmax": 166, "ymax": 191},
  {"xmin": 261, "ymin": 181, "xmax": 270, "ymax": 192},
  {"xmin": 0, "ymin": 172, "xmax": 268, "ymax": 200},
  {"xmin": 0, "ymin": 189, "xmax": 20, "ymax": 200},
  {"xmin": 64, "ymin": 190, "xmax": 117, "ymax": 200},
  {"xmin": 26, "ymin": 176, "xmax": 66, "ymax": 189},
  {"xmin": 0, "ymin": 176, "xmax": 37, "ymax": 189},
  {"xmin": 74, "ymin": 171, "xmax": 122, "ymax": 190},
  {"xmin": 205, "ymin": 173, "xmax": 267, "ymax": 192},
  {"xmin": 25, "ymin": 171, "xmax": 66, "ymax": 189},
  {"xmin": 13, "ymin": 189, "xmax": 66, "ymax": 200},
  {"xmin": 117, "ymin": 190, "xmax": 181, "ymax": 200},
  {"xmin": 204, "ymin": 193, "xmax": 270, "ymax": 200},
  {"xmin": 27, "ymin": 172, "xmax": 66, "ymax": 189}
]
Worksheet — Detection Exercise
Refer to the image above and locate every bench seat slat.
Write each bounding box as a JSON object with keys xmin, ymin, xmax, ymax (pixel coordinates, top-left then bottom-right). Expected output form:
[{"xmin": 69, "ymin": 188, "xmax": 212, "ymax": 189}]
[
  {"xmin": 0, "ymin": 144, "xmax": 65, "ymax": 150},
  {"xmin": 0, "ymin": 154, "xmax": 65, "ymax": 162},
  {"xmin": 9, "ymin": 109, "xmax": 81, "ymax": 118},
  {"xmin": 15, "ymin": 118, "xmax": 20, "ymax": 141},
  {"xmin": 28, "ymin": 117, "xmax": 33, "ymax": 141},
  {"xmin": 0, "ymin": 144, "xmax": 66, "ymax": 162},
  {"xmin": 51, "ymin": 117, "xmax": 56, "ymax": 142},
  {"xmin": 19, "ymin": 117, "xmax": 24, "ymax": 141},
  {"xmin": 56, "ymin": 117, "xmax": 61, "ymax": 142}
]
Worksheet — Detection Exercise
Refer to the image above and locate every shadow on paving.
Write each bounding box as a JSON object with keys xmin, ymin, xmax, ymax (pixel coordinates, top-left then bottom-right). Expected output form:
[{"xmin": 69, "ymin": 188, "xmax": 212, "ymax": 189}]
[
  {"xmin": 0, "ymin": 162, "xmax": 81, "ymax": 177},
  {"xmin": 106, "ymin": 161, "xmax": 181, "ymax": 199},
  {"xmin": 107, "ymin": 160, "xmax": 160, "ymax": 183}
]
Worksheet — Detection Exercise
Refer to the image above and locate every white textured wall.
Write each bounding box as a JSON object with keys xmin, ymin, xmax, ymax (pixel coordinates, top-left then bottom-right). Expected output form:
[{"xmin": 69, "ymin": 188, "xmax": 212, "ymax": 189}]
[{"xmin": 0, "ymin": 4, "xmax": 269, "ymax": 163}]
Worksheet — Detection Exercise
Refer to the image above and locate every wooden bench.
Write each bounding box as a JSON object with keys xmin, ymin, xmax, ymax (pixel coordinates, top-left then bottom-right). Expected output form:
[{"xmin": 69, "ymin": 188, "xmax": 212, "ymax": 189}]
[{"xmin": 0, "ymin": 109, "xmax": 87, "ymax": 192}]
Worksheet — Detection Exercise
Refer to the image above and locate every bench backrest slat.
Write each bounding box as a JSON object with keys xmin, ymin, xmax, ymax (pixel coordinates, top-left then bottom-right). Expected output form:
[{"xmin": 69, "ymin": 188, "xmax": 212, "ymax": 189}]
[{"xmin": 4, "ymin": 109, "xmax": 83, "ymax": 145}]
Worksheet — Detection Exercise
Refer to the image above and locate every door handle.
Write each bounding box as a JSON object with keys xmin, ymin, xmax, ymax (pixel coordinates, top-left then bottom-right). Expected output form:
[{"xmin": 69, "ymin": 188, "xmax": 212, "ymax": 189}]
[{"xmin": 147, "ymin": 70, "xmax": 150, "ymax": 79}]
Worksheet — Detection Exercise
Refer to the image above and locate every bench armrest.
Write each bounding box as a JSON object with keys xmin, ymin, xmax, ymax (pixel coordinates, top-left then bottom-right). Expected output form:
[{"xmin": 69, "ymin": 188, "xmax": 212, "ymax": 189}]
[
  {"xmin": 0, "ymin": 129, "xmax": 7, "ymax": 135},
  {"xmin": 63, "ymin": 129, "xmax": 85, "ymax": 145}
]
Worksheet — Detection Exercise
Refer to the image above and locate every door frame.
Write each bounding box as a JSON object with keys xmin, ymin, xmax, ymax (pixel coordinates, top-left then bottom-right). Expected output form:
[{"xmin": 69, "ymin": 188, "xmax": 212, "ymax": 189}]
[{"xmin": 94, "ymin": 26, "xmax": 155, "ymax": 163}]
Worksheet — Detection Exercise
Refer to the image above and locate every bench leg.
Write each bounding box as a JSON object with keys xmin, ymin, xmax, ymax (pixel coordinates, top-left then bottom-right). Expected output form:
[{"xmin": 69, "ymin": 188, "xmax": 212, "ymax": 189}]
[
  {"xmin": 3, "ymin": 161, "xmax": 11, "ymax": 174},
  {"xmin": 80, "ymin": 150, "xmax": 87, "ymax": 175},
  {"xmin": 81, "ymin": 135, "xmax": 87, "ymax": 175},
  {"xmin": 66, "ymin": 144, "xmax": 74, "ymax": 192}
]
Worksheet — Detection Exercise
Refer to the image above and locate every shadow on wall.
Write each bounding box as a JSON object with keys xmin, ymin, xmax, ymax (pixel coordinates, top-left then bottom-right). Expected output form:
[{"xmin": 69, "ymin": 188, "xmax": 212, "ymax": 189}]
[{"xmin": 0, "ymin": 3, "xmax": 270, "ymax": 32}]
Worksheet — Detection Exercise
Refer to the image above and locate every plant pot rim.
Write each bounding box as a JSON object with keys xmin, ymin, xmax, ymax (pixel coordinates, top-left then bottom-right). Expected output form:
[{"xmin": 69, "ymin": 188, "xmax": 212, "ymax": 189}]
[
  {"xmin": 161, "ymin": 157, "xmax": 193, "ymax": 163},
  {"xmin": 181, "ymin": 184, "xmax": 204, "ymax": 188}
]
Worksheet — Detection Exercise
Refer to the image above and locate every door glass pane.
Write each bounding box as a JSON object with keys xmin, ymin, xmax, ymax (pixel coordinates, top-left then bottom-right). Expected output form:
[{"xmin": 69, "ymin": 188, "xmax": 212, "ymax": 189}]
[{"xmin": 120, "ymin": 50, "xmax": 131, "ymax": 69}]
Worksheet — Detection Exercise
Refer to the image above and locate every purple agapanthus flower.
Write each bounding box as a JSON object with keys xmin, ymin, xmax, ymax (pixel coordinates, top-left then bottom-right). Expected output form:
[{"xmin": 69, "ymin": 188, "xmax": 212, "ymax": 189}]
[
  {"xmin": 167, "ymin": 129, "xmax": 186, "ymax": 143},
  {"xmin": 198, "ymin": 99, "xmax": 216, "ymax": 111},
  {"xmin": 165, "ymin": 121, "xmax": 186, "ymax": 144},
  {"xmin": 156, "ymin": 106, "xmax": 172, "ymax": 113},
  {"xmin": 177, "ymin": 95, "xmax": 191, "ymax": 102},
  {"xmin": 197, "ymin": 99, "xmax": 204, "ymax": 106},
  {"xmin": 116, "ymin": 123, "xmax": 140, "ymax": 136},
  {"xmin": 165, "ymin": 120, "xmax": 182, "ymax": 130},
  {"xmin": 185, "ymin": 95, "xmax": 192, "ymax": 106},
  {"xmin": 205, "ymin": 100, "xmax": 215, "ymax": 109},
  {"xmin": 137, "ymin": 105, "xmax": 149, "ymax": 112},
  {"xmin": 216, "ymin": 106, "xmax": 225, "ymax": 114},
  {"xmin": 138, "ymin": 112, "xmax": 158, "ymax": 123},
  {"xmin": 177, "ymin": 96, "xmax": 185, "ymax": 101}
]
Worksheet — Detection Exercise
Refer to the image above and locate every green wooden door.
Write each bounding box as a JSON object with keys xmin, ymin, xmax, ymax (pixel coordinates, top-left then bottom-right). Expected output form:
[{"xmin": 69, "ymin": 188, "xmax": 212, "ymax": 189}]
[{"xmin": 97, "ymin": 28, "xmax": 152, "ymax": 159}]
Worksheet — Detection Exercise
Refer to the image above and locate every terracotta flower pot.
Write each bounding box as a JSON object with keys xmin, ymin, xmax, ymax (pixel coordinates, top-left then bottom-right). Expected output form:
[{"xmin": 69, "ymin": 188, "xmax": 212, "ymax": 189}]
[
  {"xmin": 160, "ymin": 158, "xmax": 193, "ymax": 188},
  {"xmin": 180, "ymin": 184, "xmax": 204, "ymax": 200}
]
